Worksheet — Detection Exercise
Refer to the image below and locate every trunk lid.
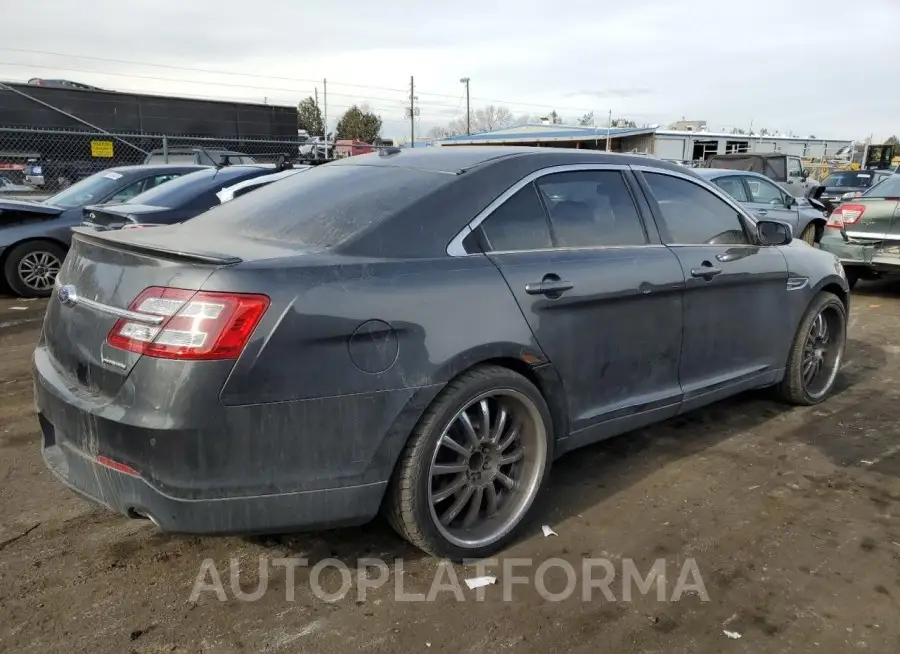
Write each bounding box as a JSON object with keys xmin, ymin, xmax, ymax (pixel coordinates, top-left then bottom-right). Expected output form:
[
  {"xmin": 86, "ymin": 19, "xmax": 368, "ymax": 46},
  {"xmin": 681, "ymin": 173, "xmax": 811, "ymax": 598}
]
[
  {"xmin": 43, "ymin": 230, "xmax": 230, "ymax": 396},
  {"xmin": 0, "ymin": 199, "xmax": 63, "ymax": 224},
  {"xmin": 838, "ymin": 197, "xmax": 900, "ymax": 243}
]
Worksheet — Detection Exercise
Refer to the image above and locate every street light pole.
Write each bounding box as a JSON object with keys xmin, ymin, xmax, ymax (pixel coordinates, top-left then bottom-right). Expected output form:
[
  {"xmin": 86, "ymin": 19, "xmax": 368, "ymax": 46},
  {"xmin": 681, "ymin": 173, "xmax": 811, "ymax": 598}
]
[{"xmin": 460, "ymin": 77, "xmax": 471, "ymax": 135}]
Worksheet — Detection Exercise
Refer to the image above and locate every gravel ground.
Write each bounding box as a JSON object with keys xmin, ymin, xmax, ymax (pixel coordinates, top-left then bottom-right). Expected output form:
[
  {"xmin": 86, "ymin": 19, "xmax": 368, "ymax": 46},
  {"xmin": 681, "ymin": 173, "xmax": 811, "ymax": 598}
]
[{"xmin": 1, "ymin": 284, "xmax": 899, "ymax": 653}]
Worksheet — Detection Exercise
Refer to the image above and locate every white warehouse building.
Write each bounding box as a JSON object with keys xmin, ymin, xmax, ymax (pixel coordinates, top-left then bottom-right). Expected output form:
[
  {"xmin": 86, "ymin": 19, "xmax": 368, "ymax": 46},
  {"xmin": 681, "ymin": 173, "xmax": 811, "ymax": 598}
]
[
  {"xmin": 652, "ymin": 130, "xmax": 852, "ymax": 163},
  {"xmin": 439, "ymin": 125, "xmax": 853, "ymax": 163}
]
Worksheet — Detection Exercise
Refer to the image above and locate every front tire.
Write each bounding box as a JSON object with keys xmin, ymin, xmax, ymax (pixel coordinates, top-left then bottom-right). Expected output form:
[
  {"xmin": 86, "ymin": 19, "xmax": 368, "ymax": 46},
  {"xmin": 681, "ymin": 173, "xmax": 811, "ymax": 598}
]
[
  {"xmin": 386, "ymin": 365, "xmax": 553, "ymax": 560},
  {"xmin": 3, "ymin": 240, "xmax": 65, "ymax": 298},
  {"xmin": 777, "ymin": 292, "xmax": 846, "ymax": 405}
]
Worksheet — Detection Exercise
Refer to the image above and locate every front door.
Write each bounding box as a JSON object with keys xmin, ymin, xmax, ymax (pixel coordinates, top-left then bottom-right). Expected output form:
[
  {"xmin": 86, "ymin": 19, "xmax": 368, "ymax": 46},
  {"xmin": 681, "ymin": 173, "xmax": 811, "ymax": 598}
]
[
  {"xmin": 741, "ymin": 174, "xmax": 799, "ymax": 229},
  {"xmin": 637, "ymin": 168, "xmax": 790, "ymax": 411},
  {"xmin": 471, "ymin": 166, "xmax": 686, "ymax": 442}
]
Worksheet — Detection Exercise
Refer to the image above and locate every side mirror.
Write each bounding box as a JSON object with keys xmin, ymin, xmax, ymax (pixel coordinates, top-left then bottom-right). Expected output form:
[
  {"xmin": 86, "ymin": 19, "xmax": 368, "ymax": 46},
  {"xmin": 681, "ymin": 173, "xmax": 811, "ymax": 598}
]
[
  {"xmin": 783, "ymin": 195, "xmax": 797, "ymax": 209},
  {"xmin": 758, "ymin": 220, "xmax": 792, "ymax": 246}
]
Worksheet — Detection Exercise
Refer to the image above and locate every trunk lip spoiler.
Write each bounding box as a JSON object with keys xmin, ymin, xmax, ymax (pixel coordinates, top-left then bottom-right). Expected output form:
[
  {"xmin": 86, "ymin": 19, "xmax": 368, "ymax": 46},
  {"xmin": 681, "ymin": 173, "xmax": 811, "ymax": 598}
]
[{"xmin": 71, "ymin": 227, "xmax": 243, "ymax": 266}]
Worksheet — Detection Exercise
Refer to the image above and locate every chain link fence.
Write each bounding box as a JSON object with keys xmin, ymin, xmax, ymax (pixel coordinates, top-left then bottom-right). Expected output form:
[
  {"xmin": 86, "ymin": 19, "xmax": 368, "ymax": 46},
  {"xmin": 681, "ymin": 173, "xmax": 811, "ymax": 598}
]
[{"xmin": 0, "ymin": 126, "xmax": 313, "ymax": 191}]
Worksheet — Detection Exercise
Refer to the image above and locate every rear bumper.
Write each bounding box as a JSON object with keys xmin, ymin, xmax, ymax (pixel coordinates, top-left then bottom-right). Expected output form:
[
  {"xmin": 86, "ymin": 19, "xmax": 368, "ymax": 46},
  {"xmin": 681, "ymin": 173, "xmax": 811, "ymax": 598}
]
[
  {"xmin": 41, "ymin": 433, "xmax": 386, "ymax": 533},
  {"xmin": 819, "ymin": 234, "xmax": 900, "ymax": 272},
  {"xmin": 33, "ymin": 346, "xmax": 442, "ymax": 534}
]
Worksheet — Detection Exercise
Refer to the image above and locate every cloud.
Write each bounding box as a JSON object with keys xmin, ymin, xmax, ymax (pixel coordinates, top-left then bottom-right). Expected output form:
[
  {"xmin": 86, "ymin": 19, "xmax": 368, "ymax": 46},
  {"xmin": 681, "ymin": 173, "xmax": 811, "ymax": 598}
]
[{"xmin": 1, "ymin": 0, "xmax": 898, "ymax": 140}]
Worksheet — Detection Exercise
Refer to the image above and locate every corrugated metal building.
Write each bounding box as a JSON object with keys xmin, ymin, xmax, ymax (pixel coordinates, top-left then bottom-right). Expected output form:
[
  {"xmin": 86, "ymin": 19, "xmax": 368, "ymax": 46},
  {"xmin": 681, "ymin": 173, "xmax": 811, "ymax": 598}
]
[
  {"xmin": 438, "ymin": 124, "xmax": 657, "ymax": 153},
  {"xmin": 439, "ymin": 124, "xmax": 853, "ymax": 163}
]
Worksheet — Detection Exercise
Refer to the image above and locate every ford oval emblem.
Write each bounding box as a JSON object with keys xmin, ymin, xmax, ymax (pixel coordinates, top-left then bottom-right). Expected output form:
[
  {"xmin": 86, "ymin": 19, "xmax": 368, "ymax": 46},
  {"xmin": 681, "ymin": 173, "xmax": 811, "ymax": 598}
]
[{"xmin": 58, "ymin": 284, "xmax": 78, "ymax": 307}]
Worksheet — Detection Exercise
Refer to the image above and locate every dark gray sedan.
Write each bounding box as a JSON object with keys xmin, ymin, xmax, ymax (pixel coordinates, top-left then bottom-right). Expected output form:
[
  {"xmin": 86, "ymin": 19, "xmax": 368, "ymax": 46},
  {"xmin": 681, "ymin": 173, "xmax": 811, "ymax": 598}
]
[
  {"xmin": 34, "ymin": 147, "xmax": 849, "ymax": 559},
  {"xmin": 695, "ymin": 168, "xmax": 828, "ymax": 244}
]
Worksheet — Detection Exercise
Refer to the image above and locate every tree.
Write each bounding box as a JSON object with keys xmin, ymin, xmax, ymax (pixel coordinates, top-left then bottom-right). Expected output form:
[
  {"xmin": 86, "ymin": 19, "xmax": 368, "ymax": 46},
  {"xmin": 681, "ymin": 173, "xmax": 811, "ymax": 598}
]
[
  {"xmin": 335, "ymin": 105, "xmax": 382, "ymax": 142},
  {"xmin": 446, "ymin": 105, "xmax": 516, "ymax": 134},
  {"xmin": 297, "ymin": 96, "xmax": 324, "ymax": 136},
  {"xmin": 729, "ymin": 127, "xmax": 747, "ymax": 135},
  {"xmin": 578, "ymin": 112, "xmax": 594, "ymax": 127},
  {"xmin": 610, "ymin": 118, "xmax": 637, "ymax": 128},
  {"xmin": 758, "ymin": 128, "xmax": 770, "ymax": 136},
  {"xmin": 886, "ymin": 135, "xmax": 899, "ymax": 145}
]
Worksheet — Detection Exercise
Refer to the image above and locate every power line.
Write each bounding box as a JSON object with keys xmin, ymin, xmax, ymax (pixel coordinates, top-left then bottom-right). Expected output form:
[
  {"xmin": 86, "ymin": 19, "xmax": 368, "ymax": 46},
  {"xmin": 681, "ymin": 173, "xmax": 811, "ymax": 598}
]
[{"xmin": 0, "ymin": 47, "xmax": 668, "ymax": 118}]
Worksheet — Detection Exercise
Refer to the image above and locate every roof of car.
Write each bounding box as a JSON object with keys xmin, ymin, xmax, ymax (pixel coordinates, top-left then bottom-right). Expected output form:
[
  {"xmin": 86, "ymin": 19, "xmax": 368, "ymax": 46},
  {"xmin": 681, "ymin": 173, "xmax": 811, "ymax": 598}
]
[
  {"xmin": 694, "ymin": 168, "xmax": 770, "ymax": 179},
  {"xmin": 708, "ymin": 153, "xmax": 791, "ymax": 160},
  {"xmin": 106, "ymin": 164, "xmax": 209, "ymax": 174},
  {"xmin": 328, "ymin": 145, "xmax": 690, "ymax": 175}
]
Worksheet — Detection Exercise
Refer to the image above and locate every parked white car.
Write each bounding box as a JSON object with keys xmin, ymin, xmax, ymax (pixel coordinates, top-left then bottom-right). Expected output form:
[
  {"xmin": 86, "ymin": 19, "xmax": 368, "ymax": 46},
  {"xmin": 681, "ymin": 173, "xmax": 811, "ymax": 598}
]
[
  {"xmin": 0, "ymin": 177, "xmax": 34, "ymax": 193},
  {"xmin": 215, "ymin": 167, "xmax": 310, "ymax": 203}
]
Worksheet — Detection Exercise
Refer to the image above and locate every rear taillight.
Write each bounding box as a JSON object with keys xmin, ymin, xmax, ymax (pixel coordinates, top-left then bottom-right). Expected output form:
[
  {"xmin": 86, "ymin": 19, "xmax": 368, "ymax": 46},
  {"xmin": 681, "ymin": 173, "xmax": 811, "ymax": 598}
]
[
  {"xmin": 826, "ymin": 208, "xmax": 844, "ymax": 229},
  {"xmin": 106, "ymin": 287, "xmax": 269, "ymax": 360},
  {"xmin": 835, "ymin": 204, "xmax": 865, "ymax": 225}
]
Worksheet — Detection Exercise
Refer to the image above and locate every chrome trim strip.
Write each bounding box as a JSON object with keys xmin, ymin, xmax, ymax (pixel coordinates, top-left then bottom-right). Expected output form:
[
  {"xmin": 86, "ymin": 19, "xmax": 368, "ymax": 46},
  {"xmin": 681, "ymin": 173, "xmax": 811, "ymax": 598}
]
[
  {"xmin": 53, "ymin": 278, "xmax": 165, "ymax": 325},
  {"xmin": 786, "ymin": 277, "xmax": 810, "ymax": 291},
  {"xmin": 484, "ymin": 243, "xmax": 669, "ymax": 256},
  {"xmin": 844, "ymin": 231, "xmax": 900, "ymax": 241},
  {"xmin": 445, "ymin": 163, "xmax": 628, "ymax": 257},
  {"xmin": 75, "ymin": 296, "xmax": 166, "ymax": 325}
]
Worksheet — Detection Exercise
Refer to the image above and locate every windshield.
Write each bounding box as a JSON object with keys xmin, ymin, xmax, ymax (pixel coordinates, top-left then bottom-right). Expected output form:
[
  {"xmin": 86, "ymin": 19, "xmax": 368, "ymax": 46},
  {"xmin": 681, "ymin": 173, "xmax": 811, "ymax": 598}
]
[
  {"xmin": 863, "ymin": 175, "xmax": 900, "ymax": 198},
  {"xmin": 182, "ymin": 164, "xmax": 453, "ymax": 248},
  {"xmin": 824, "ymin": 171, "xmax": 875, "ymax": 188},
  {"xmin": 44, "ymin": 170, "xmax": 127, "ymax": 208},
  {"xmin": 129, "ymin": 167, "xmax": 265, "ymax": 207}
]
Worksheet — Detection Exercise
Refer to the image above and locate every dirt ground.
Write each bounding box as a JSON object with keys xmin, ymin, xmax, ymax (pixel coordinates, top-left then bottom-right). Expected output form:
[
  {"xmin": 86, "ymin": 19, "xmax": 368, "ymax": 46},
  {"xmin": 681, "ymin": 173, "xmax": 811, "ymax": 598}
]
[{"xmin": 2, "ymin": 284, "xmax": 900, "ymax": 654}]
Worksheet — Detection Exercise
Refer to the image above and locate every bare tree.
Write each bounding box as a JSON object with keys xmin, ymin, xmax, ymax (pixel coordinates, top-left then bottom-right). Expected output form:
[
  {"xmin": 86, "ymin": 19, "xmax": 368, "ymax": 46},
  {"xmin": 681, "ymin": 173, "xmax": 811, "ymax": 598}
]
[{"xmin": 578, "ymin": 112, "xmax": 595, "ymax": 127}]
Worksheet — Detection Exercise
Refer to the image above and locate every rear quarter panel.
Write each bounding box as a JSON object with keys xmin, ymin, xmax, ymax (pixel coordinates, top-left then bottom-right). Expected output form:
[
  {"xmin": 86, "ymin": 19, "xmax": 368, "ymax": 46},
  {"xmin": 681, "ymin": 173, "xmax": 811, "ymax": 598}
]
[{"xmin": 205, "ymin": 254, "xmax": 546, "ymax": 405}]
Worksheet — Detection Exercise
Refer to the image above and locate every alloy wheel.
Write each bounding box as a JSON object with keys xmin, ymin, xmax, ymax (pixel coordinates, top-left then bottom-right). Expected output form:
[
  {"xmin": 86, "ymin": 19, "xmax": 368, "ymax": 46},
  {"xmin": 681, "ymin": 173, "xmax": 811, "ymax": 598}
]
[
  {"xmin": 802, "ymin": 306, "xmax": 844, "ymax": 399},
  {"xmin": 18, "ymin": 251, "xmax": 62, "ymax": 292},
  {"xmin": 428, "ymin": 389, "xmax": 547, "ymax": 549}
]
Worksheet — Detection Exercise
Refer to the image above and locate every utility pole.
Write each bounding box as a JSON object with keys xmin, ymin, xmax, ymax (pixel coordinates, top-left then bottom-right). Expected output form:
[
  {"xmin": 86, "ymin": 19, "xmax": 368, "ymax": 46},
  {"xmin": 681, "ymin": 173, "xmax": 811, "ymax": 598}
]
[
  {"xmin": 460, "ymin": 77, "xmax": 471, "ymax": 135},
  {"xmin": 605, "ymin": 109, "xmax": 613, "ymax": 152},
  {"xmin": 405, "ymin": 76, "xmax": 419, "ymax": 146},
  {"xmin": 323, "ymin": 78, "xmax": 328, "ymax": 150}
]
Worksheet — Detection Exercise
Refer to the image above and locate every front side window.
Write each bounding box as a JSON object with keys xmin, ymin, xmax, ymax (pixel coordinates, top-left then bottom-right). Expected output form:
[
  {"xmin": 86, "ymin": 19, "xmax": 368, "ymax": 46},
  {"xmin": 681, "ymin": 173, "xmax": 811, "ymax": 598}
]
[
  {"xmin": 787, "ymin": 158, "xmax": 803, "ymax": 178},
  {"xmin": 745, "ymin": 176, "xmax": 785, "ymax": 204},
  {"xmin": 713, "ymin": 176, "xmax": 749, "ymax": 203},
  {"xmin": 644, "ymin": 172, "xmax": 750, "ymax": 245},
  {"xmin": 479, "ymin": 184, "xmax": 552, "ymax": 252},
  {"xmin": 535, "ymin": 170, "xmax": 646, "ymax": 247}
]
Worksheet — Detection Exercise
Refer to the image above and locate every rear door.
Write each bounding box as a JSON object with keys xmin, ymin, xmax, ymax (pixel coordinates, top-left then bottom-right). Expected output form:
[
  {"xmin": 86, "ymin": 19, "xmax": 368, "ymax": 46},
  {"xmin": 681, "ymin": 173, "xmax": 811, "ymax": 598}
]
[
  {"xmin": 470, "ymin": 164, "xmax": 686, "ymax": 443},
  {"xmin": 635, "ymin": 167, "xmax": 790, "ymax": 411}
]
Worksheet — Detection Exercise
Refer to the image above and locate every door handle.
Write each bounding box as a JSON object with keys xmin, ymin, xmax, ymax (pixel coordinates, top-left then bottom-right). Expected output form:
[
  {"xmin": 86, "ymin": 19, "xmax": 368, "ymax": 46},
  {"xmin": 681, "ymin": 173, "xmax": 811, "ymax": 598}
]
[
  {"xmin": 525, "ymin": 278, "xmax": 574, "ymax": 297},
  {"xmin": 690, "ymin": 264, "xmax": 722, "ymax": 279},
  {"xmin": 755, "ymin": 209, "xmax": 768, "ymax": 215}
]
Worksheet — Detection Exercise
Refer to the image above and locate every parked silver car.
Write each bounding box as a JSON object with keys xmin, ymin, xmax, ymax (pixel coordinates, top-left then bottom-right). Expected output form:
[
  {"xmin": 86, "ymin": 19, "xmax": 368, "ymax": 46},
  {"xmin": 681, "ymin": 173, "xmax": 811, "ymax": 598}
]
[
  {"xmin": 695, "ymin": 169, "xmax": 827, "ymax": 244},
  {"xmin": 0, "ymin": 177, "xmax": 33, "ymax": 194}
]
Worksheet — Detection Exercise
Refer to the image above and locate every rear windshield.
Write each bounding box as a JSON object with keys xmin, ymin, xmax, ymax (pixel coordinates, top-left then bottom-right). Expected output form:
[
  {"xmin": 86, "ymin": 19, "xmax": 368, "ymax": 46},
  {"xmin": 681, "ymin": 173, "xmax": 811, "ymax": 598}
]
[
  {"xmin": 864, "ymin": 175, "xmax": 900, "ymax": 198},
  {"xmin": 129, "ymin": 167, "xmax": 266, "ymax": 207},
  {"xmin": 182, "ymin": 164, "xmax": 454, "ymax": 248},
  {"xmin": 823, "ymin": 171, "xmax": 875, "ymax": 187}
]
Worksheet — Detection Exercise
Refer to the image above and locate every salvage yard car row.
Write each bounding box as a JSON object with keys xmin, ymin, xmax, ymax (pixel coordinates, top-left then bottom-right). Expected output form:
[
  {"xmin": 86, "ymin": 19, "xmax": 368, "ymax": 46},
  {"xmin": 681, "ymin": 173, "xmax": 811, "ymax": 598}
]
[
  {"xmin": 0, "ymin": 161, "xmax": 310, "ymax": 296},
  {"xmin": 31, "ymin": 146, "xmax": 852, "ymax": 560}
]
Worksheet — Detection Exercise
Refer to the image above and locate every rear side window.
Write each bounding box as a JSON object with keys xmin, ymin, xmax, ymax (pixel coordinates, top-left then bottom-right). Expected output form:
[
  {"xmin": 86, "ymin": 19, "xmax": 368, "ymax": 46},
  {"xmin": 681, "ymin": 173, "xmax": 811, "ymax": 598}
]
[
  {"xmin": 479, "ymin": 185, "xmax": 552, "ymax": 251},
  {"xmin": 536, "ymin": 170, "xmax": 646, "ymax": 247},
  {"xmin": 865, "ymin": 176, "xmax": 900, "ymax": 198},
  {"xmin": 644, "ymin": 172, "xmax": 749, "ymax": 245},
  {"xmin": 183, "ymin": 164, "xmax": 454, "ymax": 248}
]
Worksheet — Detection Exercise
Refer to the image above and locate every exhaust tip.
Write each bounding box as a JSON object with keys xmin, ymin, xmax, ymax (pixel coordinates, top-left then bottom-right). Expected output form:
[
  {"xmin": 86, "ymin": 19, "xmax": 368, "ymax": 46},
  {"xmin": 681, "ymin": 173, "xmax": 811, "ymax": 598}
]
[{"xmin": 127, "ymin": 508, "xmax": 161, "ymax": 528}]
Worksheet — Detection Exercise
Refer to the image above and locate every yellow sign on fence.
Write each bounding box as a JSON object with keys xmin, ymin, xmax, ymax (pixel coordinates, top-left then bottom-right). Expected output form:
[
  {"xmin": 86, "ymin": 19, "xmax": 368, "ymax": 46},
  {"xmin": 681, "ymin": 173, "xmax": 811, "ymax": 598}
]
[{"xmin": 90, "ymin": 140, "xmax": 114, "ymax": 158}]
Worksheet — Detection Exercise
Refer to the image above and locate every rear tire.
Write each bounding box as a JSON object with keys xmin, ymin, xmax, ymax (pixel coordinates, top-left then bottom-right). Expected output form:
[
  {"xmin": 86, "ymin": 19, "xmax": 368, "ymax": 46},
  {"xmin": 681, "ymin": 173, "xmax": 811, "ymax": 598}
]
[
  {"xmin": 777, "ymin": 292, "xmax": 846, "ymax": 405},
  {"xmin": 3, "ymin": 240, "xmax": 65, "ymax": 298},
  {"xmin": 385, "ymin": 365, "xmax": 553, "ymax": 560},
  {"xmin": 800, "ymin": 223, "xmax": 817, "ymax": 245}
]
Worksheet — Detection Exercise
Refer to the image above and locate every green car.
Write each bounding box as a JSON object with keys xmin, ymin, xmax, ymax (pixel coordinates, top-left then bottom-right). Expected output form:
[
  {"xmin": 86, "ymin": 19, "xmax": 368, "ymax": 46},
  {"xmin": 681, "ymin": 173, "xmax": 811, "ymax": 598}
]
[{"xmin": 819, "ymin": 173, "xmax": 900, "ymax": 288}]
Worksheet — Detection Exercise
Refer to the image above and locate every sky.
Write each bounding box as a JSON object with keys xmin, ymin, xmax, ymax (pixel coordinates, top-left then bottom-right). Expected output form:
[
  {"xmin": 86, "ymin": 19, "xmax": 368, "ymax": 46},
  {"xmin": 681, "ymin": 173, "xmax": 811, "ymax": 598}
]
[{"xmin": 2, "ymin": 0, "xmax": 899, "ymax": 141}]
